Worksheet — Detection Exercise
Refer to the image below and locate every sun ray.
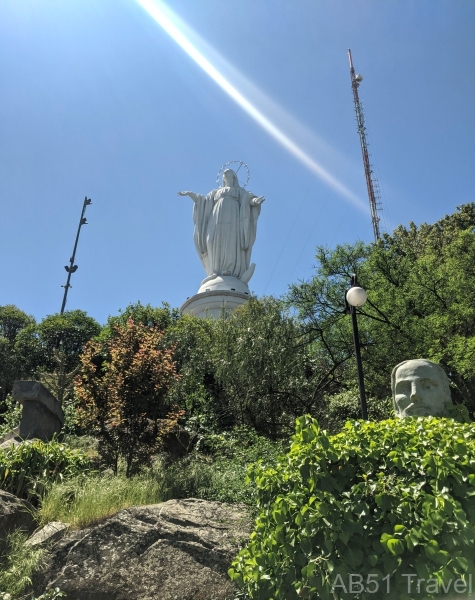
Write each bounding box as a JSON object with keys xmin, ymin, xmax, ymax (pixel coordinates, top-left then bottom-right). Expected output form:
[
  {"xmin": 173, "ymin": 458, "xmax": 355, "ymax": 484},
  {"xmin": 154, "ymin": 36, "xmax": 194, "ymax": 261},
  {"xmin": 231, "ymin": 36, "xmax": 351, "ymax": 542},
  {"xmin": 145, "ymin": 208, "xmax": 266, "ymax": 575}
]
[{"xmin": 135, "ymin": 0, "xmax": 368, "ymax": 213}]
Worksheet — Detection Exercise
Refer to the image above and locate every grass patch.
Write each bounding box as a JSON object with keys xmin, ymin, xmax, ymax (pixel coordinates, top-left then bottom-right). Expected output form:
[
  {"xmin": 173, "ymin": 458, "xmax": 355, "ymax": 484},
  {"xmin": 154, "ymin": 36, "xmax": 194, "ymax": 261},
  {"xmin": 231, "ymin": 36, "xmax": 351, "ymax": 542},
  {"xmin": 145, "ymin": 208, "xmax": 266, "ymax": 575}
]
[
  {"xmin": 39, "ymin": 454, "xmax": 268, "ymax": 528},
  {"xmin": 39, "ymin": 429, "xmax": 284, "ymax": 528},
  {"xmin": 39, "ymin": 473, "xmax": 164, "ymax": 528},
  {"xmin": 0, "ymin": 529, "xmax": 46, "ymax": 598}
]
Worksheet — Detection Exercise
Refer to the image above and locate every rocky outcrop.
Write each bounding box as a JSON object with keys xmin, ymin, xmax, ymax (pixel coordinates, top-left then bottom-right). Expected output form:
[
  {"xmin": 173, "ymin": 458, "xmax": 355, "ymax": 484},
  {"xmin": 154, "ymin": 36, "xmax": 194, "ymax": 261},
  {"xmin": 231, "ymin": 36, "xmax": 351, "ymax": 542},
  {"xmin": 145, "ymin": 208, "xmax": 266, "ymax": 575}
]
[
  {"xmin": 32, "ymin": 498, "xmax": 252, "ymax": 600},
  {"xmin": 0, "ymin": 490, "xmax": 36, "ymax": 556}
]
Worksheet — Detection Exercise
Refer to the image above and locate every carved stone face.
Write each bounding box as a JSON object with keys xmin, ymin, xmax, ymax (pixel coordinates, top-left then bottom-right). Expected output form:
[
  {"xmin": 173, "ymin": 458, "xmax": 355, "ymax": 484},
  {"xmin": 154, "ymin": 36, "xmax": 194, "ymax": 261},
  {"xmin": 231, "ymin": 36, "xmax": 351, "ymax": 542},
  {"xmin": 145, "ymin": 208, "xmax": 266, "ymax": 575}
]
[{"xmin": 392, "ymin": 359, "xmax": 452, "ymax": 418}]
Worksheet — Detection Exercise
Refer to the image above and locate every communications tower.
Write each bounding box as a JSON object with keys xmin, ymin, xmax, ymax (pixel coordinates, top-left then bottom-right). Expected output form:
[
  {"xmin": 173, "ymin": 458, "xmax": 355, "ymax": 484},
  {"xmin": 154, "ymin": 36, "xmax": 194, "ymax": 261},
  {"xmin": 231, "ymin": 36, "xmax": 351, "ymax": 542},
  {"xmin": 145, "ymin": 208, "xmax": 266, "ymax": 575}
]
[{"xmin": 348, "ymin": 49, "xmax": 382, "ymax": 241}]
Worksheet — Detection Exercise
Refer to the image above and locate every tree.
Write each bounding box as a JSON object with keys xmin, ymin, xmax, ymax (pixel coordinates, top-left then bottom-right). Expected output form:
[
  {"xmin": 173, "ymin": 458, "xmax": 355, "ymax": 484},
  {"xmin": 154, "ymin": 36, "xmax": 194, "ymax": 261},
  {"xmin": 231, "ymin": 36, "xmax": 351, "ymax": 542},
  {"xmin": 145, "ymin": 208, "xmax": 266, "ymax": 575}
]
[
  {"xmin": 211, "ymin": 297, "xmax": 331, "ymax": 438},
  {"xmin": 75, "ymin": 318, "xmax": 178, "ymax": 476},
  {"xmin": 288, "ymin": 204, "xmax": 475, "ymax": 415},
  {"xmin": 0, "ymin": 305, "xmax": 35, "ymax": 344},
  {"xmin": 162, "ymin": 313, "xmax": 219, "ymax": 430},
  {"xmin": 14, "ymin": 310, "xmax": 102, "ymax": 379},
  {"xmin": 0, "ymin": 305, "xmax": 36, "ymax": 404},
  {"xmin": 99, "ymin": 301, "xmax": 179, "ymax": 343}
]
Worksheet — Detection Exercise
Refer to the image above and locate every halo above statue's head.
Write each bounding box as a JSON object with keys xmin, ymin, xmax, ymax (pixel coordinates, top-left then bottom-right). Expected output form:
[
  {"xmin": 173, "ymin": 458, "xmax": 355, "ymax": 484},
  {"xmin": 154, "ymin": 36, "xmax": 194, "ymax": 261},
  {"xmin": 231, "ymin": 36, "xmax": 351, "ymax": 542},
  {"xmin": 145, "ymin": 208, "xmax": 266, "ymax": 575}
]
[{"xmin": 216, "ymin": 160, "xmax": 250, "ymax": 188}]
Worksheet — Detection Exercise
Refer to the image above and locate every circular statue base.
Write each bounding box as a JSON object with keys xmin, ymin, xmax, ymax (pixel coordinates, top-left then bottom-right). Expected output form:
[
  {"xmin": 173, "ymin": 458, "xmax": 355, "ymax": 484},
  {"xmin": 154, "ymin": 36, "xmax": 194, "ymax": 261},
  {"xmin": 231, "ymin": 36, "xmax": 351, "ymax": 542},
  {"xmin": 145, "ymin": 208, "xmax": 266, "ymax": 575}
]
[{"xmin": 181, "ymin": 275, "xmax": 250, "ymax": 318}]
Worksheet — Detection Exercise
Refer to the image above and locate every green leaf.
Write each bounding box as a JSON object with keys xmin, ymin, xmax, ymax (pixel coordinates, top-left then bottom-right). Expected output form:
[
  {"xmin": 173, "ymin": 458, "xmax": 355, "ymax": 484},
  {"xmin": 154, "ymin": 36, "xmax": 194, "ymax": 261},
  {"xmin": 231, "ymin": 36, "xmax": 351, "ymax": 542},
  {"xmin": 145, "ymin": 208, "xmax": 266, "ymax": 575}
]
[{"xmin": 387, "ymin": 539, "xmax": 405, "ymax": 556}]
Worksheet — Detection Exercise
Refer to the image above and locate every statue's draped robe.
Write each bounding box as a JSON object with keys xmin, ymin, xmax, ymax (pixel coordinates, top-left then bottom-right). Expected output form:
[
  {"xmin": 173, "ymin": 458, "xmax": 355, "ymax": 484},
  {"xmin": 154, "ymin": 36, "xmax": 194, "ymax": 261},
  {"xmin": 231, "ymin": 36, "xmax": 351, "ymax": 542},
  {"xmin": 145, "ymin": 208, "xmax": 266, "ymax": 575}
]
[{"xmin": 193, "ymin": 185, "xmax": 261, "ymax": 280}]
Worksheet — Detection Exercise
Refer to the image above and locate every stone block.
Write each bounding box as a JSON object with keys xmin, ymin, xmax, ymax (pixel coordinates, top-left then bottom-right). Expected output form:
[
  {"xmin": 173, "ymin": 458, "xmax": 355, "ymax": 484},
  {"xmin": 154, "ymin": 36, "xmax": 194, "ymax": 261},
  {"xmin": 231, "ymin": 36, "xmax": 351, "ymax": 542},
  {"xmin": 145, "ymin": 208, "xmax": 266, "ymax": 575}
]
[{"xmin": 12, "ymin": 381, "xmax": 64, "ymax": 442}]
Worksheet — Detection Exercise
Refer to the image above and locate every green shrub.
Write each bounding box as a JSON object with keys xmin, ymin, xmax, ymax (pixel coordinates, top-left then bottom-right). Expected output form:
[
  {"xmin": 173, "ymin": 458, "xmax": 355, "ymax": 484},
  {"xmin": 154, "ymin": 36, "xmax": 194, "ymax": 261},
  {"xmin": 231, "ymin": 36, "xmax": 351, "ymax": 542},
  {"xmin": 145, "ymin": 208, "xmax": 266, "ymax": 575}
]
[
  {"xmin": 61, "ymin": 434, "xmax": 100, "ymax": 462},
  {"xmin": 229, "ymin": 416, "xmax": 475, "ymax": 599},
  {"xmin": 160, "ymin": 427, "xmax": 285, "ymax": 506},
  {"xmin": 158, "ymin": 454, "xmax": 256, "ymax": 506},
  {"xmin": 198, "ymin": 425, "xmax": 285, "ymax": 462},
  {"xmin": 0, "ymin": 438, "xmax": 91, "ymax": 503},
  {"xmin": 319, "ymin": 389, "xmax": 394, "ymax": 434},
  {"xmin": 0, "ymin": 394, "xmax": 22, "ymax": 438}
]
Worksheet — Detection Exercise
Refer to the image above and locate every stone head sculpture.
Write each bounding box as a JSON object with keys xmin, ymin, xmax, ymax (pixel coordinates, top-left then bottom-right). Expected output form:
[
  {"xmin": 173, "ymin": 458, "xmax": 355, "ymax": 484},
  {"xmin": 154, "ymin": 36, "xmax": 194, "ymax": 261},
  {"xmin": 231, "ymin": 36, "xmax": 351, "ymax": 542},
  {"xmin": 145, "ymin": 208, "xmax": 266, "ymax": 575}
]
[{"xmin": 391, "ymin": 359, "xmax": 453, "ymax": 418}]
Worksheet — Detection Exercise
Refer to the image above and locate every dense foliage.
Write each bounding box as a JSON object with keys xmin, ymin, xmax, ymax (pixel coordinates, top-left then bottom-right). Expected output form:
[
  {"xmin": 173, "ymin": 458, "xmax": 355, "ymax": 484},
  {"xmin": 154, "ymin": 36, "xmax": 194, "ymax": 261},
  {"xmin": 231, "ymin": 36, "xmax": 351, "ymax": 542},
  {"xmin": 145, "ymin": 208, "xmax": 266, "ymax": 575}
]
[
  {"xmin": 288, "ymin": 203, "xmax": 475, "ymax": 415},
  {"xmin": 229, "ymin": 415, "xmax": 475, "ymax": 599},
  {"xmin": 0, "ymin": 438, "xmax": 91, "ymax": 502},
  {"xmin": 0, "ymin": 528, "xmax": 66, "ymax": 599},
  {"xmin": 75, "ymin": 318, "xmax": 178, "ymax": 476},
  {"xmin": 14, "ymin": 310, "xmax": 101, "ymax": 376},
  {"xmin": 0, "ymin": 308, "xmax": 100, "ymax": 415},
  {"xmin": 164, "ymin": 426, "xmax": 285, "ymax": 506},
  {"xmin": 0, "ymin": 204, "xmax": 474, "ymax": 599},
  {"xmin": 212, "ymin": 297, "xmax": 330, "ymax": 438},
  {"xmin": 0, "ymin": 305, "xmax": 36, "ymax": 404},
  {"xmin": 316, "ymin": 388, "xmax": 393, "ymax": 434}
]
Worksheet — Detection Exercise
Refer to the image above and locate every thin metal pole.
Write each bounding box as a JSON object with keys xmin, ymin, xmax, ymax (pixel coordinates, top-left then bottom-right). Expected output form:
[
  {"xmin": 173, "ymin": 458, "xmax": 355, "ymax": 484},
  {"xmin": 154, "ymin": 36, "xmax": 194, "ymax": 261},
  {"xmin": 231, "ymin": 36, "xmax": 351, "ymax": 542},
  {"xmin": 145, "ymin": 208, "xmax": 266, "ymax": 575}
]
[
  {"xmin": 345, "ymin": 273, "xmax": 368, "ymax": 419},
  {"xmin": 350, "ymin": 304, "xmax": 368, "ymax": 419},
  {"xmin": 60, "ymin": 197, "xmax": 92, "ymax": 314}
]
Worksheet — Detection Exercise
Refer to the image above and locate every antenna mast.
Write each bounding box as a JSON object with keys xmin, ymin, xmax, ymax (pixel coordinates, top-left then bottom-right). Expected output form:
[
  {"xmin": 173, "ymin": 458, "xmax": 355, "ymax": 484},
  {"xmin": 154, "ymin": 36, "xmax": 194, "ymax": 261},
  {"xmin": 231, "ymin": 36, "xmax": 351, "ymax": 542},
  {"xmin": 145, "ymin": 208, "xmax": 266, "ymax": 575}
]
[{"xmin": 348, "ymin": 49, "xmax": 382, "ymax": 241}]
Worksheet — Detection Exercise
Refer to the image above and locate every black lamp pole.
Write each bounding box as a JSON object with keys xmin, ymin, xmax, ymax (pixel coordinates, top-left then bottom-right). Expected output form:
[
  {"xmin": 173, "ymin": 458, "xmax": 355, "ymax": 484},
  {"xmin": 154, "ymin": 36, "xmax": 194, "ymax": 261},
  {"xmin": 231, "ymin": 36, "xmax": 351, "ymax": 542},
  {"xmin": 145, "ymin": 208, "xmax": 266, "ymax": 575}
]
[{"xmin": 345, "ymin": 274, "xmax": 368, "ymax": 420}]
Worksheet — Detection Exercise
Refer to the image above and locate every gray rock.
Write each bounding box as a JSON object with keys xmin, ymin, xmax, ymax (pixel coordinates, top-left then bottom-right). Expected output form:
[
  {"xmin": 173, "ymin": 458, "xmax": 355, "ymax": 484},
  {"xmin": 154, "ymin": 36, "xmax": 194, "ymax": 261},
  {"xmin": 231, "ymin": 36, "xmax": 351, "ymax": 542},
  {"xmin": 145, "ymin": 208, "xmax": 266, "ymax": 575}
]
[
  {"xmin": 12, "ymin": 381, "xmax": 64, "ymax": 442},
  {"xmin": 0, "ymin": 490, "xmax": 36, "ymax": 557},
  {"xmin": 32, "ymin": 498, "xmax": 252, "ymax": 600},
  {"xmin": 0, "ymin": 438, "xmax": 21, "ymax": 451},
  {"xmin": 0, "ymin": 426, "xmax": 20, "ymax": 443},
  {"xmin": 26, "ymin": 521, "xmax": 69, "ymax": 548}
]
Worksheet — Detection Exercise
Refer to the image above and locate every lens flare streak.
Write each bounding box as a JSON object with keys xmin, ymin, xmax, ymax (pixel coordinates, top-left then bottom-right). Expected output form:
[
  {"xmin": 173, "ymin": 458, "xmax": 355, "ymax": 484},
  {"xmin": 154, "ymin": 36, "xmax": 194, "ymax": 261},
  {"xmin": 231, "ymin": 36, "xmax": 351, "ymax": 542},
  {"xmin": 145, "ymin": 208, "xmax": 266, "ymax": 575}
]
[{"xmin": 135, "ymin": 0, "xmax": 368, "ymax": 213}]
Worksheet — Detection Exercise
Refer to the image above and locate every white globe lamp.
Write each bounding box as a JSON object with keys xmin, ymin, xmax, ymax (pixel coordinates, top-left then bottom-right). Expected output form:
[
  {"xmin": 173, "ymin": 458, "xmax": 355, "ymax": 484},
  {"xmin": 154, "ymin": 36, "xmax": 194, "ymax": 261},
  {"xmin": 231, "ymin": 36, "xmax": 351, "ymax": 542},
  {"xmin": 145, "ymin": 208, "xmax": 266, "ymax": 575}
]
[{"xmin": 346, "ymin": 286, "xmax": 367, "ymax": 307}]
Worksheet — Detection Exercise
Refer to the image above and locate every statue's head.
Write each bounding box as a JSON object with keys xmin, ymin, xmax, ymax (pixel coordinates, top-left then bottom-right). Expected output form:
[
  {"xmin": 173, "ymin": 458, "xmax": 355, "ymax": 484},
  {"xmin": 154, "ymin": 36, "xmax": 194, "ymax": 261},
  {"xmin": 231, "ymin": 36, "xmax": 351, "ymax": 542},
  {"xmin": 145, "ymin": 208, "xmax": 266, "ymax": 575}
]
[
  {"xmin": 222, "ymin": 169, "xmax": 238, "ymax": 188},
  {"xmin": 391, "ymin": 359, "xmax": 453, "ymax": 418}
]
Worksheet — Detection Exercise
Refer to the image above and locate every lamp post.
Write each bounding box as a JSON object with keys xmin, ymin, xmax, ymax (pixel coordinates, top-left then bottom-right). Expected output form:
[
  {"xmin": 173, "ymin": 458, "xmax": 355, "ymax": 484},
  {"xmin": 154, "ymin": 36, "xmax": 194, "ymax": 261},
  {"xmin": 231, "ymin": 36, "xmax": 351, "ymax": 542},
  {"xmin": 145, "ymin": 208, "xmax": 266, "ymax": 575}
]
[
  {"xmin": 345, "ymin": 273, "xmax": 368, "ymax": 419},
  {"xmin": 60, "ymin": 197, "xmax": 92, "ymax": 314}
]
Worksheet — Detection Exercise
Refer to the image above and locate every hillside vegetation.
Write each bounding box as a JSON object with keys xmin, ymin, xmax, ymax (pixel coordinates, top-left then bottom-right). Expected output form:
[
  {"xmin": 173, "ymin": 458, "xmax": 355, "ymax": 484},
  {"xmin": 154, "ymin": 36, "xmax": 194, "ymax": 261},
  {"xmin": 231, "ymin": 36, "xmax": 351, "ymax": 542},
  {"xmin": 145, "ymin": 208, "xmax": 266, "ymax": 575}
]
[{"xmin": 1, "ymin": 203, "xmax": 474, "ymax": 599}]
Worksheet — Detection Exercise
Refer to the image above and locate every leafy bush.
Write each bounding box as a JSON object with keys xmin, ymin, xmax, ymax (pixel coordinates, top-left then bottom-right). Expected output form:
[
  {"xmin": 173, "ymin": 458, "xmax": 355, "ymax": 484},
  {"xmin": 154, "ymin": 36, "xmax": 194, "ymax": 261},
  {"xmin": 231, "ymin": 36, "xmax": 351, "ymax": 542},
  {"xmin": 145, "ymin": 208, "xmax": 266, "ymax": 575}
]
[
  {"xmin": 198, "ymin": 425, "xmax": 285, "ymax": 461},
  {"xmin": 159, "ymin": 426, "xmax": 285, "ymax": 506},
  {"xmin": 229, "ymin": 416, "xmax": 475, "ymax": 599},
  {"xmin": 0, "ymin": 438, "xmax": 91, "ymax": 502},
  {"xmin": 0, "ymin": 394, "xmax": 21, "ymax": 438},
  {"xmin": 318, "ymin": 389, "xmax": 394, "ymax": 434}
]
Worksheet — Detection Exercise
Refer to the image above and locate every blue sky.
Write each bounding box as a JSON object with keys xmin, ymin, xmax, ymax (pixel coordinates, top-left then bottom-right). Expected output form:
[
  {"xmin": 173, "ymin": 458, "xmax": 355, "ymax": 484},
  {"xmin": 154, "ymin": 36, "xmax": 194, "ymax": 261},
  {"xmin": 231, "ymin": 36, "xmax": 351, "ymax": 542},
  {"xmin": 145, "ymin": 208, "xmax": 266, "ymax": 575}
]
[{"xmin": 1, "ymin": 0, "xmax": 474, "ymax": 326}]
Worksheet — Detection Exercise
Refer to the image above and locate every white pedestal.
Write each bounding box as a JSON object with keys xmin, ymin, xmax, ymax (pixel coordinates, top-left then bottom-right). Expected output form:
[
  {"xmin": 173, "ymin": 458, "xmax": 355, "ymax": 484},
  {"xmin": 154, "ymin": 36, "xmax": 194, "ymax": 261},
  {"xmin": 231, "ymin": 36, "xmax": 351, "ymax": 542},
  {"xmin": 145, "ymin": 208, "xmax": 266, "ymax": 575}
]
[{"xmin": 181, "ymin": 275, "xmax": 251, "ymax": 318}]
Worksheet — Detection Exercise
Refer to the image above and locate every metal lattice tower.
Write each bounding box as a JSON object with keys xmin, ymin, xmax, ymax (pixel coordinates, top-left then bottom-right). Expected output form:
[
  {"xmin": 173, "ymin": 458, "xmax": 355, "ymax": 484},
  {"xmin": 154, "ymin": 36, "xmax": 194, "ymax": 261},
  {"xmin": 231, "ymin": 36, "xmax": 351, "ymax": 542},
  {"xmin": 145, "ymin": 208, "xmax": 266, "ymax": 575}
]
[{"xmin": 348, "ymin": 49, "xmax": 382, "ymax": 241}]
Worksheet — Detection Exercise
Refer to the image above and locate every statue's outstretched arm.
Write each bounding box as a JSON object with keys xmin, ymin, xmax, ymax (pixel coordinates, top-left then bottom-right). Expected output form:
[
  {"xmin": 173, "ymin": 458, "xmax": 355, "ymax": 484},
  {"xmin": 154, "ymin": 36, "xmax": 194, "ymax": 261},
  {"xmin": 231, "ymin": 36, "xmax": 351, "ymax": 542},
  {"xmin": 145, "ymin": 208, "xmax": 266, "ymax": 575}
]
[
  {"xmin": 251, "ymin": 195, "xmax": 265, "ymax": 206},
  {"xmin": 177, "ymin": 191, "xmax": 198, "ymax": 203}
]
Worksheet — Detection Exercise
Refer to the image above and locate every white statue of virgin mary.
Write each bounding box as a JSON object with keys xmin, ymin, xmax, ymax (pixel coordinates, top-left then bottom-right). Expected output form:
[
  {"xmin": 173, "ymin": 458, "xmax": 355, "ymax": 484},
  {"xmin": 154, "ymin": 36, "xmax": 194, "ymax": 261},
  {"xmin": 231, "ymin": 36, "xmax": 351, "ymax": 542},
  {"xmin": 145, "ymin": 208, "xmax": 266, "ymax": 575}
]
[{"xmin": 178, "ymin": 168, "xmax": 265, "ymax": 287}]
